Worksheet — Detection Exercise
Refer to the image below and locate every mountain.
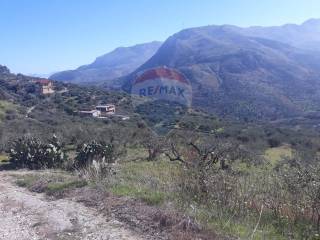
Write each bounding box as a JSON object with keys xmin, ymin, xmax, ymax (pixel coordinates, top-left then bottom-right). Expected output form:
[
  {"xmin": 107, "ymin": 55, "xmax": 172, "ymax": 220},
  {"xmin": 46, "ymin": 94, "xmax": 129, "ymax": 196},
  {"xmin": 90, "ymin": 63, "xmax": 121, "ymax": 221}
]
[
  {"xmin": 124, "ymin": 20, "xmax": 320, "ymax": 120},
  {"xmin": 50, "ymin": 41, "xmax": 162, "ymax": 88},
  {"xmin": 231, "ymin": 18, "xmax": 320, "ymax": 51},
  {"xmin": 29, "ymin": 73, "xmax": 54, "ymax": 78}
]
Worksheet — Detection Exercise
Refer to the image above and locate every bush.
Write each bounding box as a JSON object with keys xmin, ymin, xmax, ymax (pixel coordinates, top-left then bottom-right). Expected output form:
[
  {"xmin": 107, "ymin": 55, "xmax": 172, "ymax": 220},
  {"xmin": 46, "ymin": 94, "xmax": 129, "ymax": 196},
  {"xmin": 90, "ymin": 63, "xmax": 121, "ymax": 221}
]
[
  {"xmin": 8, "ymin": 135, "xmax": 66, "ymax": 169},
  {"xmin": 74, "ymin": 140, "xmax": 116, "ymax": 168},
  {"xmin": 268, "ymin": 138, "xmax": 281, "ymax": 148},
  {"xmin": 278, "ymin": 157, "xmax": 320, "ymax": 235}
]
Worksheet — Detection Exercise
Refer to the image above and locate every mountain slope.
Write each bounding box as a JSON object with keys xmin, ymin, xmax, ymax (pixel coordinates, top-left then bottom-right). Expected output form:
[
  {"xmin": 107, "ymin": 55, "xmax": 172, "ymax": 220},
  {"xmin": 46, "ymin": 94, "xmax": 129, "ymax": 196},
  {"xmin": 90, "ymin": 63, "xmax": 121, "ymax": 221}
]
[
  {"xmin": 233, "ymin": 18, "xmax": 320, "ymax": 51},
  {"xmin": 124, "ymin": 23, "xmax": 320, "ymax": 120},
  {"xmin": 50, "ymin": 41, "xmax": 162, "ymax": 87}
]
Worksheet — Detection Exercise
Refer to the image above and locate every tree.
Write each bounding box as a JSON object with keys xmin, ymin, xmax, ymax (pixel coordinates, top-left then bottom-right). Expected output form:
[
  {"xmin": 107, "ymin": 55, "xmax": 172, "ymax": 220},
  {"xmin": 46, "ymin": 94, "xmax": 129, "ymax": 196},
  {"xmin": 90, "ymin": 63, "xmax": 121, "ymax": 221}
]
[
  {"xmin": 141, "ymin": 134, "xmax": 165, "ymax": 161},
  {"xmin": 164, "ymin": 132, "xmax": 242, "ymax": 195}
]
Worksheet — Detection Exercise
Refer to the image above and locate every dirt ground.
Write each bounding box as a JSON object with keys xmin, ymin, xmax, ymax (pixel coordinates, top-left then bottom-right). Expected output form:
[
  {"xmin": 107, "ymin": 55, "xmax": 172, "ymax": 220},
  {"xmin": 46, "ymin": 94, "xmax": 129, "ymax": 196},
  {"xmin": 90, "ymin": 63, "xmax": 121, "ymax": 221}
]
[
  {"xmin": 0, "ymin": 171, "xmax": 145, "ymax": 240},
  {"xmin": 0, "ymin": 170, "xmax": 225, "ymax": 240}
]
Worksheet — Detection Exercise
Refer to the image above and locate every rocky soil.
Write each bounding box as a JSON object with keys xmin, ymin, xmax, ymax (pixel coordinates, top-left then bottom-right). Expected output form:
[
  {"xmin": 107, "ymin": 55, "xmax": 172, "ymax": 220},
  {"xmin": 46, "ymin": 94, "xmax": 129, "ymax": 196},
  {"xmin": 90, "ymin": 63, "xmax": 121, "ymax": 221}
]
[{"xmin": 0, "ymin": 171, "xmax": 145, "ymax": 240}]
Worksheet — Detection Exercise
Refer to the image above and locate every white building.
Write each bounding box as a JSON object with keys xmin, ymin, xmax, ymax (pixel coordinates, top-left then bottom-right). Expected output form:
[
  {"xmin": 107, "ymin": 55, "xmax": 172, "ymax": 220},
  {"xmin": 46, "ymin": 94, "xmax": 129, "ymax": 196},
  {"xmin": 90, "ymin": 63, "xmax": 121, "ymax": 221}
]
[
  {"xmin": 79, "ymin": 110, "xmax": 101, "ymax": 118},
  {"xmin": 95, "ymin": 104, "xmax": 115, "ymax": 116}
]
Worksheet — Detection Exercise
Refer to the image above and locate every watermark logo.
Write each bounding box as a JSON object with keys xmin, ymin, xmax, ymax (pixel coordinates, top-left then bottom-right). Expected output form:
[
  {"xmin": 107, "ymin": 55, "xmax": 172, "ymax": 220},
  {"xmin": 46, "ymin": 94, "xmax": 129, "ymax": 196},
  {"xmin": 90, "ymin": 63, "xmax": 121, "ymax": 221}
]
[
  {"xmin": 132, "ymin": 66, "xmax": 192, "ymax": 106},
  {"xmin": 131, "ymin": 66, "xmax": 192, "ymax": 134}
]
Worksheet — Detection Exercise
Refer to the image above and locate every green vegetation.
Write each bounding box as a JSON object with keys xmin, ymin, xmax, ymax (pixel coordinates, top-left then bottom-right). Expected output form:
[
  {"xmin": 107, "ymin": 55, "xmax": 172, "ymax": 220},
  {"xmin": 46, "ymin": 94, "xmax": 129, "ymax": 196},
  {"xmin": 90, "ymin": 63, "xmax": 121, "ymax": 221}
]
[
  {"xmin": 8, "ymin": 135, "xmax": 66, "ymax": 169},
  {"xmin": 3, "ymin": 67, "xmax": 320, "ymax": 239},
  {"xmin": 111, "ymin": 184, "xmax": 166, "ymax": 205},
  {"xmin": 109, "ymin": 159, "xmax": 180, "ymax": 205},
  {"xmin": 45, "ymin": 180, "xmax": 87, "ymax": 196},
  {"xmin": 117, "ymin": 159, "xmax": 180, "ymax": 189},
  {"xmin": 264, "ymin": 145, "xmax": 293, "ymax": 166},
  {"xmin": 75, "ymin": 140, "xmax": 116, "ymax": 168},
  {"xmin": 0, "ymin": 153, "xmax": 8, "ymax": 163},
  {"xmin": 0, "ymin": 100, "xmax": 16, "ymax": 111},
  {"xmin": 15, "ymin": 174, "xmax": 39, "ymax": 188},
  {"xmin": 8, "ymin": 126, "xmax": 320, "ymax": 239},
  {"xmin": 15, "ymin": 172, "xmax": 87, "ymax": 197},
  {"xmin": 0, "ymin": 100, "xmax": 20, "ymax": 123},
  {"xmin": 108, "ymin": 138, "xmax": 320, "ymax": 239}
]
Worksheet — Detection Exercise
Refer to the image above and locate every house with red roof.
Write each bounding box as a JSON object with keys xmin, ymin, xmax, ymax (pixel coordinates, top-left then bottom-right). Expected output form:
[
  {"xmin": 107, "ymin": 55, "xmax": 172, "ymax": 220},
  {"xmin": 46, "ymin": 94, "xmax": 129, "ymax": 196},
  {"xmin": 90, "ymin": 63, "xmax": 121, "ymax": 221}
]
[{"xmin": 35, "ymin": 79, "xmax": 55, "ymax": 95}]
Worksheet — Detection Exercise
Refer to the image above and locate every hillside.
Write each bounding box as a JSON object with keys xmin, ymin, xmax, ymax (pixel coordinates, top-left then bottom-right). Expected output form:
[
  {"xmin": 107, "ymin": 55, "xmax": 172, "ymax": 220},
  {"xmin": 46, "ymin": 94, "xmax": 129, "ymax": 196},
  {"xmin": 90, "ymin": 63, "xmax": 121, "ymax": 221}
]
[
  {"xmin": 3, "ymin": 64, "xmax": 320, "ymax": 239},
  {"xmin": 4, "ymin": 64, "xmax": 320, "ymax": 154},
  {"xmin": 124, "ymin": 22, "xmax": 320, "ymax": 120},
  {"xmin": 232, "ymin": 18, "xmax": 320, "ymax": 51},
  {"xmin": 0, "ymin": 65, "xmax": 140, "ymax": 150},
  {"xmin": 50, "ymin": 41, "xmax": 162, "ymax": 88}
]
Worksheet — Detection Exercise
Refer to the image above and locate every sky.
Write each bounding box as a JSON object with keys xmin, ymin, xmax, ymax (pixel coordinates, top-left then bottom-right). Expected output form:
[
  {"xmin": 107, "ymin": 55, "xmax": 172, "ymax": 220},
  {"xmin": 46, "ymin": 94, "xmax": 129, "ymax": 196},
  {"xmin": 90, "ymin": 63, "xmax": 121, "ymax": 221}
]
[{"xmin": 1, "ymin": 0, "xmax": 320, "ymax": 75}]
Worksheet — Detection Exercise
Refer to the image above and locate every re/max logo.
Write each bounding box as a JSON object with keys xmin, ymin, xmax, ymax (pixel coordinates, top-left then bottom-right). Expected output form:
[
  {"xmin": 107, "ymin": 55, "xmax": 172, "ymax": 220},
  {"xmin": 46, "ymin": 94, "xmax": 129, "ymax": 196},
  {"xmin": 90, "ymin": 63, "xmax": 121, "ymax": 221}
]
[{"xmin": 139, "ymin": 85, "xmax": 186, "ymax": 98}]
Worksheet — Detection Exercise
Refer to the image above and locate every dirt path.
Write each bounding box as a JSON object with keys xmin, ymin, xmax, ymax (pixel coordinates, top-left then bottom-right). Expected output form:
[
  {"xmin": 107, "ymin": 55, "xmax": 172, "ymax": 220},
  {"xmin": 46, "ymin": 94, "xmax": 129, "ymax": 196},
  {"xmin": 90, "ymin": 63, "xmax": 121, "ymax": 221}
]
[
  {"xmin": 0, "ymin": 171, "xmax": 145, "ymax": 240},
  {"xmin": 25, "ymin": 105, "xmax": 36, "ymax": 118}
]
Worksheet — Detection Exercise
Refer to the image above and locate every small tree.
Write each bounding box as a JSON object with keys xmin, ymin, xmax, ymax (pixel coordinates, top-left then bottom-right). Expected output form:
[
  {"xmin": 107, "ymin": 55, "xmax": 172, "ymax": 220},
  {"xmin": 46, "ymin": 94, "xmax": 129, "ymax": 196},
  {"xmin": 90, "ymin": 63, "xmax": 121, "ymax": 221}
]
[
  {"xmin": 141, "ymin": 135, "xmax": 165, "ymax": 161},
  {"xmin": 164, "ymin": 133, "xmax": 242, "ymax": 196}
]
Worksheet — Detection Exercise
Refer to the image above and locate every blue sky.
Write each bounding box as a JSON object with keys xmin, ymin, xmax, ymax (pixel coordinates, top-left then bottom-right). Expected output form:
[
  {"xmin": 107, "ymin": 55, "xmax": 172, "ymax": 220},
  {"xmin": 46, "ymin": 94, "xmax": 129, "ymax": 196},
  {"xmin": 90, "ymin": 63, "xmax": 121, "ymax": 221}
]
[{"xmin": 1, "ymin": 0, "xmax": 320, "ymax": 75}]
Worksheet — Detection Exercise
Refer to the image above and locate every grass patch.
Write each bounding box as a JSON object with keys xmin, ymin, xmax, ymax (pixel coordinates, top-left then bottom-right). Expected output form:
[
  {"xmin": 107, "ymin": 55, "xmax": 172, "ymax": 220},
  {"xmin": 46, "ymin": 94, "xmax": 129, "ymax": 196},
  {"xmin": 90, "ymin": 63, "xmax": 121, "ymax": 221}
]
[
  {"xmin": 116, "ymin": 159, "xmax": 304, "ymax": 239},
  {"xmin": 0, "ymin": 154, "xmax": 8, "ymax": 163},
  {"xmin": 14, "ymin": 171, "xmax": 87, "ymax": 197},
  {"xmin": 46, "ymin": 180, "xmax": 87, "ymax": 196},
  {"xmin": 111, "ymin": 184, "xmax": 165, "ymax": 205},
  {"xmin": 264, "ymin": 145, "xmax": 293, "ymax": 166},
  {"xmin": 15, "ymin": 175, "xmax": 38, "ymax": 188},
  {"xmin": 0, "ymin": 100, "xmax": 17, "ymax": 121},
  {"xmin": 118, "ymin": 158, "xmax": 180, "ymax": 190},
  {"xmin": 191, "ymin": 206, "xmax": 287, "ymax": 240},
  {"xmin": 108, "ymin": 159, "xmax": 181, "ymax": 205},
  {"xmin": 137, "ymin": 190, "xmax": 165, "ymax": 205},
  {"xmin": 121, "ymin": 147, "xmax": 148, "ymax": 162}
]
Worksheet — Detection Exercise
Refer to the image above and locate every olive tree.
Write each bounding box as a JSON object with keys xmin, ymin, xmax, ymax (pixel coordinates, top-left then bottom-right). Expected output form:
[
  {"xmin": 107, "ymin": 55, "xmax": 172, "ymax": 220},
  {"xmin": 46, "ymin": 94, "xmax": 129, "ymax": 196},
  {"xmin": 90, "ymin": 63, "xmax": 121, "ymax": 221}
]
[{"xmin": 164, "ymin": 132, "xmax": 243, "ymax": 197}]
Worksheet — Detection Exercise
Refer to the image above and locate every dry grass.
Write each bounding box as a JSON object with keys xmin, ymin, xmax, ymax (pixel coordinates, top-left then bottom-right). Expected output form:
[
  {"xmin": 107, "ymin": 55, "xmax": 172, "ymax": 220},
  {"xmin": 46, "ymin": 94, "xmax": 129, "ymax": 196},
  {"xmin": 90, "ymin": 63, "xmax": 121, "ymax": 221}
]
[{"xmin": 264, "ymin": 145, "xmax": 293, "ymax": 166}]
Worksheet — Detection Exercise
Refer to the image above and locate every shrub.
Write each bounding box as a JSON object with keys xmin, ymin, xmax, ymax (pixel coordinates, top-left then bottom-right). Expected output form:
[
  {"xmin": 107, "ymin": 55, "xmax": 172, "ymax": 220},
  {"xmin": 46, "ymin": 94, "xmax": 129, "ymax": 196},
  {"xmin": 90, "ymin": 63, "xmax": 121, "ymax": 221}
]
[
  {"xmin": 74, "ymin": 140, "xmax": 116, "ymax": 168},
  {"xmin": 278, "ymin": 157, "xmax": 320, "ymax": 235},
  {"xmin": 8, "ymin": 135, "xmax": 66, "ymax": 169},
  {"xmin": 268, "ymin": 138, "xmax": 281, "ymax": 148}
]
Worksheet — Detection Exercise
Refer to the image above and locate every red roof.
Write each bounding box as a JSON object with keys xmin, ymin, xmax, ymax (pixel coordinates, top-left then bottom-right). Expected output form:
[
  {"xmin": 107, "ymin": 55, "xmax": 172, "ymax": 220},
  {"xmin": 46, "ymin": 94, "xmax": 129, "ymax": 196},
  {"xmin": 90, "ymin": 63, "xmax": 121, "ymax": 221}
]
[
  {"xmin": 35, "ymin": 79, "xmax": 51, "ymax": 85},
  {"xmin": 134, "ymin": 67, "xmax": 189, "ymax": 85}
]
